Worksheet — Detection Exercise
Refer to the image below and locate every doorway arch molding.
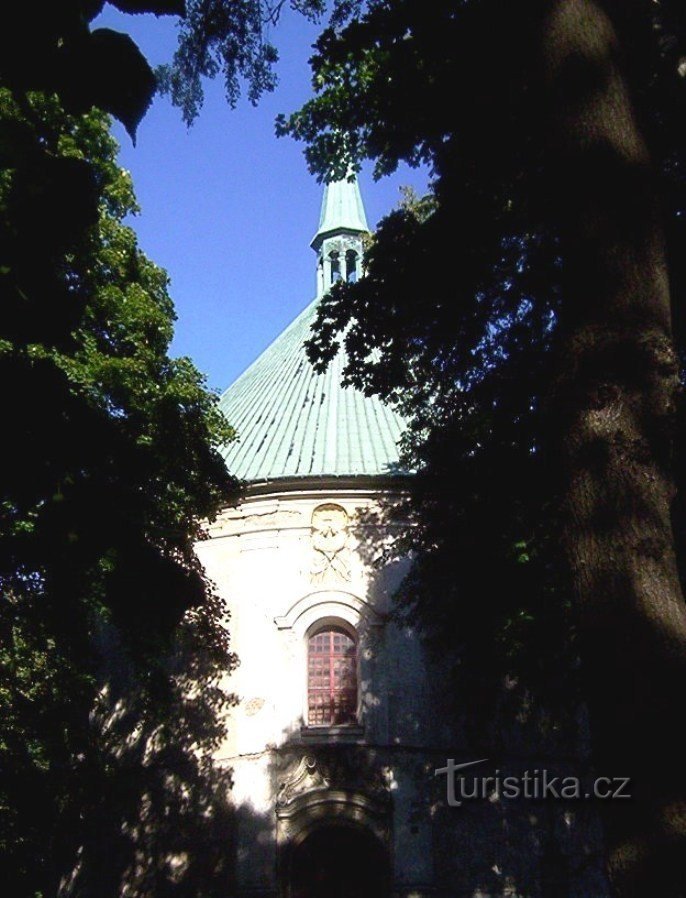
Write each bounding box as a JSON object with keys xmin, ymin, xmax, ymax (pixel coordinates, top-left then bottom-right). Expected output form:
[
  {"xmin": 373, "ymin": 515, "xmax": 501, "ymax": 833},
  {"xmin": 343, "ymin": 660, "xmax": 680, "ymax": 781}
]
[
  {"xmin": 277, "ymin": 788, "xmax": 391, "ymax": 898},
  {"xmin": 276, "ymin": 787, "xmax": 390, "ymax": 849}
]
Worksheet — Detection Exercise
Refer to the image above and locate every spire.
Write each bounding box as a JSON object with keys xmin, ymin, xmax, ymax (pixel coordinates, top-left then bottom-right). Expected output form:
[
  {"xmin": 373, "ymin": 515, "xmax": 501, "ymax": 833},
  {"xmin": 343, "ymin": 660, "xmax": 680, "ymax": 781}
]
[
  {"xmin": 311, "ymin": 177, "xmax": 369, "ymax": 248},
  {"xmin": 311, "ymin": 176, "xmax": 369, "ymax": 297}
]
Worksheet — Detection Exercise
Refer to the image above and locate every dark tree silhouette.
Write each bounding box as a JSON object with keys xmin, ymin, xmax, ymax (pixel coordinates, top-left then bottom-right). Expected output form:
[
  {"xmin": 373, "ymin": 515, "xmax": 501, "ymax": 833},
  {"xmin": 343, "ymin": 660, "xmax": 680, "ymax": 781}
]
[{"xmin": 280, "ymin": 2, "xmax": 686, "ymax": 893}]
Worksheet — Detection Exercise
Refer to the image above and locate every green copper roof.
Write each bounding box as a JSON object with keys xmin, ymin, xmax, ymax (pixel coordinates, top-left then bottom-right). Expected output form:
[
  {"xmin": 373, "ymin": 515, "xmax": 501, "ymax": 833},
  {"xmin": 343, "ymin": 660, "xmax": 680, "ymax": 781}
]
[
  {"xmin": 311, "ymin": 178, "xmax": 369, "ymax": 248},
  {"xmin": 219, "ymin": 300, "xmax": 405, "ymax": 481}
]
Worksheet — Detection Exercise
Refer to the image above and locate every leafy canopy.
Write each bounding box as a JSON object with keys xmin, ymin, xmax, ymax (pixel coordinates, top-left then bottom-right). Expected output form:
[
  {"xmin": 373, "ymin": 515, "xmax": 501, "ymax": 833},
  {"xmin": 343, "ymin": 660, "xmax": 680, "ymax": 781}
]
[
  {"xmin": 0, "ymin": 2, "xmax": 366, "ymax": 892},
  {"xmin": 279, "ymin": 0, "xmax": 686, "ymax": 719},
  {"xmin": 0, "ymin": 88, "xmax": 235, "ymax": 896},
  {"xmin": 0, "ymin": 1, "xmax": 332, "ymax": 137}
]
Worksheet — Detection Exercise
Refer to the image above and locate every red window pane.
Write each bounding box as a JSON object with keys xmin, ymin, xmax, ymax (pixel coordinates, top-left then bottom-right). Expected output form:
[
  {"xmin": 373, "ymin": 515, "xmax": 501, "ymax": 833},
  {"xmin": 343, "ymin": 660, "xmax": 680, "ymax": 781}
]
[{"xmin": 307, "ymin": 627, "xmax": 357, "ymax": 726}]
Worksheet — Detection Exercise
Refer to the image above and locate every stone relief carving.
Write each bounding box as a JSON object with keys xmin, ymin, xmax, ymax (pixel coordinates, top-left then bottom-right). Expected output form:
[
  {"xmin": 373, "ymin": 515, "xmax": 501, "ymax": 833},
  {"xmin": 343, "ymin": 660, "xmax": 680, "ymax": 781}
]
[
  {"xmin": 206, "ymin": 504, "xmax": 301, "ymax": 536},
  {"xmin": 275, "ymin": 752, "xmax": 391, "ymax": 849},
  {"xmin": 242, "ymin": 697, "xmax": 266, "ymax": 717},
  {"xmin": 276, "ymin": 755, "xmax": 330, "ymax": 808},
  {"xmin": 241, "ymin": 508, "xmax": 301, "ymax": 527},
  {"xmin": 276, "ymin": 748, "xmax": 391, "ymax": 803},
  {"xmin": 310, "ymin": 503, "xmax": 351, "ymax": 585}
]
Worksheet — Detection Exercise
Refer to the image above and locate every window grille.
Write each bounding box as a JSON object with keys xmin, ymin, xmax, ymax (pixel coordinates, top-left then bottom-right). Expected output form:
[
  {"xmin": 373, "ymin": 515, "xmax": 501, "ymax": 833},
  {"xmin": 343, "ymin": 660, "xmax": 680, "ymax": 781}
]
[{"xmin": 307, "ymin": 627, "xmax": 357, "ymax": 725}]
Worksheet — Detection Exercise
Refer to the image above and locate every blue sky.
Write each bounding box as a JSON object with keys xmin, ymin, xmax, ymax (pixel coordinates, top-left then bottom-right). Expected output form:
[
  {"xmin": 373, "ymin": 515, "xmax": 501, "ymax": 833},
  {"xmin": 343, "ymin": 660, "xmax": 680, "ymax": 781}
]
[{"xmin": 95, "ymin": 6, "xmax": 429, "ymax": 393}]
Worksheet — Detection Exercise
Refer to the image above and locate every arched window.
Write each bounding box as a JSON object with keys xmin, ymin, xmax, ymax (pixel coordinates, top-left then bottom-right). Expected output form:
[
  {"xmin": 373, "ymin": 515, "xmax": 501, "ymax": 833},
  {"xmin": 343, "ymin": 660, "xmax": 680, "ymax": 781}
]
[
  {"xmin": 307, "ymin": 625, "xmax": 357, "ymax": 726},
  {"xmin": 346, "ymin": 249, "xmax": 358, "ymax": 283},
  {"xmin": 329, "ymin": 252, "xmax": 341, "ymax": 284}
]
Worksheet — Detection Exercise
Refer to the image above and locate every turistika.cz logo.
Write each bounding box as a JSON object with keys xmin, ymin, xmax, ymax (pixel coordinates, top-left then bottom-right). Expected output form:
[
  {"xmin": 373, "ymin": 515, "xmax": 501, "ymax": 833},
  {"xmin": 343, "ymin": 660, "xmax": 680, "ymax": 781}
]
[{"xmin": 434, "ymin": 758, "xmax": 631, "ymax": 807}]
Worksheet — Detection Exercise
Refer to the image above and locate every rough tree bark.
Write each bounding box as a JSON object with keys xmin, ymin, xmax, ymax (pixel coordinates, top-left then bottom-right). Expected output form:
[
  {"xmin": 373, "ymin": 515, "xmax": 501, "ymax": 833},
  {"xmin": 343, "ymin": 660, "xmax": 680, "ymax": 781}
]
[{"xmin": 542, "ymin": 2, "xmax": 686, "ymax": 894}]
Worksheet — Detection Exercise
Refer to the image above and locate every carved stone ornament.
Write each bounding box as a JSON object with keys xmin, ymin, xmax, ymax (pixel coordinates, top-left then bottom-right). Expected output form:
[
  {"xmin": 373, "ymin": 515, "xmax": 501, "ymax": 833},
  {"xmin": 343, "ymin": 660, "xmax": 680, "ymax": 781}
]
[
  {"xmin": 243, "ymin": 697, "xmax": 266, "ymax": 717},
  {"xmin": 276, "ymin": 755, "xmax": 330, "ymax": 808},
  {"xmin": 310, "ymin": 503, "xmax": 351, "ymax": 585}
]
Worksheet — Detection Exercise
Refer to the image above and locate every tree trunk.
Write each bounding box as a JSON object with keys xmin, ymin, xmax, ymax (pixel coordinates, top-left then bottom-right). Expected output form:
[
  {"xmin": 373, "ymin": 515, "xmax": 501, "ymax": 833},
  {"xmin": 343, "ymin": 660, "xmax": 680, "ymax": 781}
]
[{"xmin": 541, "ymin": 2, "xmax": 686, "ymax": 894}]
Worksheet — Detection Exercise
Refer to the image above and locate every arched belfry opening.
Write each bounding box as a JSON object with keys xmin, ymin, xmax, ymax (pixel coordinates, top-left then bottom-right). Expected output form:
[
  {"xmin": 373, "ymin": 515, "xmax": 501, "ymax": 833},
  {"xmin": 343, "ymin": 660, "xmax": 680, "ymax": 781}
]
[
  {"xmin": 329, "ymin": 251, "xmax": 341, "ymax": 284},
  {"xmin": 289, "ymin": 823, "xmax": 390, "ymax": 898},
  {"xmin": 345, "ymin": 249, "xmax": 359, "ymax": 283}
]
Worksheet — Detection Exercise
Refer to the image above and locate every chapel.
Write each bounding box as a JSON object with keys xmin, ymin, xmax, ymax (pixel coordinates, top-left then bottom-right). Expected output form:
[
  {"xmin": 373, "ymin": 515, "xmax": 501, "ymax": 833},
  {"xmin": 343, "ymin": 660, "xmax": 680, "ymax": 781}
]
[{"xmin": 194, "ymin": 178, "xmax": 610, "ymax": 898}]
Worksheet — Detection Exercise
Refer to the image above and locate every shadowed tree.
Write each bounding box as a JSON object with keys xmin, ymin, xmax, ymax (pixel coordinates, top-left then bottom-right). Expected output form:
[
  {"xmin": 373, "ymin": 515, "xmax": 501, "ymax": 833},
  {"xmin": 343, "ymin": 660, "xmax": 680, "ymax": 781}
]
[
  {"xmin": 280, "ymin": 1, "xmax": 686, "ymax": 894},
  {"xmin": 1, "ymin": 3, "xmax": 364, "ymax": 893},
  {"xmin": 0, "ymin": 1, "xmax": 328, "ymax": 138},
  {"xmin": 0, "ymin": 87, "xmax": 237, "ymax": 896}
]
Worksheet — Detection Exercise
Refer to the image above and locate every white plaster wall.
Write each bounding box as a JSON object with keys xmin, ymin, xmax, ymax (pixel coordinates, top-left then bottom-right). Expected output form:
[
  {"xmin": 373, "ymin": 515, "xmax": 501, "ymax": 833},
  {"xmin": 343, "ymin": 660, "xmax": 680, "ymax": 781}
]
[
  {"xmin": 194, "ymin": 484, "xmax": 433, "ymax": 894},
  {"xmin": 195, "ymin": 486, "xmax": 414, "ymax": 759}
]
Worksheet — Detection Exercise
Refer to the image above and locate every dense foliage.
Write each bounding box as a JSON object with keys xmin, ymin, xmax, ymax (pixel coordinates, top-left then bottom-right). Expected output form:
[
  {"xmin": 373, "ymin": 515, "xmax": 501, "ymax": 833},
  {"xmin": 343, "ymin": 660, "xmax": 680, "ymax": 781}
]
[
  {"xmin": 0, "ymin": 1, "xmax": 331, "ymax": 137},
  {"xmin": 281, "ymin": 0, "xmax": 583, "ymax": 725},
  {"xmin": 157, "ymin": 0, "xmax": 327, "ymax": 123},
  {"xmin": 282, "ymin": 2, "xmax": 686, "ymax": 893},
  {"xmin": 282, "ymin": 0, "xmax": 686, "ymax": 712},
  {"xmin": 0, "ymin": 89, "xmax": 237, "ymax": 895},
  {"xmin": 0, "ymin": 2, "xmax": 372, "ymax": 893},
  {"xmin": 0, "ymin": 3, "xmax": 375, "ymax": 893}
]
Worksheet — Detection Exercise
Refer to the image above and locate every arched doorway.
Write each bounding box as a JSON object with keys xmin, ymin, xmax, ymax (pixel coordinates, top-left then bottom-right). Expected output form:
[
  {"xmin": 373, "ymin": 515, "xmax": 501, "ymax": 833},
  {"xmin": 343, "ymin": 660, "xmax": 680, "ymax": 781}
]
[{"xmin": 289, "ymin": 824, "xmax": 390, "ymax": 898}]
